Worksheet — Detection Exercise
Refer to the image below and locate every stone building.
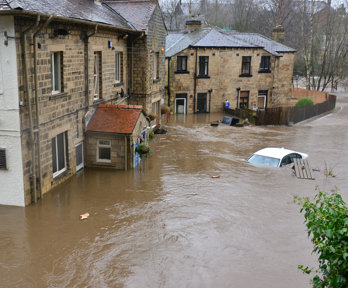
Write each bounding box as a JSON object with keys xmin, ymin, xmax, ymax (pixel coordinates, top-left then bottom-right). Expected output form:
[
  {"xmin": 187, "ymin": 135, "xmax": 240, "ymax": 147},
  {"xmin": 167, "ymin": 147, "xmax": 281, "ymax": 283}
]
[
  {"xmin": 0, "ymin": 0, "xmax": 166, "ymax": 206},
  {"xmin": 86, "ymin": 104, "xmax": 149, "ymax": 170},
  {"xmin": 165, "ymin": 21, "xmax": 296, "ymax": 114}
]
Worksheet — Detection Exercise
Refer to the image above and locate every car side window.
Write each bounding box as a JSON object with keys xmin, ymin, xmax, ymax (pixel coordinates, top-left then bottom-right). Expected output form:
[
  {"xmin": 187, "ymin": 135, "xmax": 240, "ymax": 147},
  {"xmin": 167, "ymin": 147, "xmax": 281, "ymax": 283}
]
[
  {"xmin": 289, "ymin": 153, "xmax": 302, "ymax": 162},
  {"xmin": 280, "ymin": 155, "xmax": 291, "ymax": 166}
]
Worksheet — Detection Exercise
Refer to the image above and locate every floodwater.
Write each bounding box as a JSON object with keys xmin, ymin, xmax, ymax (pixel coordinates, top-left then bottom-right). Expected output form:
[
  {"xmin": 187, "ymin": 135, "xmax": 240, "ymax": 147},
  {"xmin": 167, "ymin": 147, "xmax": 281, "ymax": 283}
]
[{"xmin": 1, "ymin": 94, "xmax": 348, "ymax": 288}]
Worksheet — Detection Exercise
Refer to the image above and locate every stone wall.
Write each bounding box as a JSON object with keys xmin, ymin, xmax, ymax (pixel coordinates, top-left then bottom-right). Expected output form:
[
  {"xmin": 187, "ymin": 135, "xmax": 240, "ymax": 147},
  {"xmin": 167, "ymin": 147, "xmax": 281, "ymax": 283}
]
[
  {"xmin": 166, "ymin": 47, "xmax": 295, "ymax": 114},
  {"xmin": 15, "ymin": 17, "xmax": 132, "ymax": 204},
  {"xmin": 128, "ymin": 4, "xmax": 166, "ymax": 114}
]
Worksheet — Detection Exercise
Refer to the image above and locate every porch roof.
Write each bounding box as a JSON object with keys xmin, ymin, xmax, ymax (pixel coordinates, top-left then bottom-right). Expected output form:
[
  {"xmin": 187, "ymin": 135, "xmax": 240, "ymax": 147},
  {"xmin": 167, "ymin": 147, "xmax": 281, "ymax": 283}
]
[{"xmin": 87, "ymin": 104, "xmax": 144, "ymax": 135}]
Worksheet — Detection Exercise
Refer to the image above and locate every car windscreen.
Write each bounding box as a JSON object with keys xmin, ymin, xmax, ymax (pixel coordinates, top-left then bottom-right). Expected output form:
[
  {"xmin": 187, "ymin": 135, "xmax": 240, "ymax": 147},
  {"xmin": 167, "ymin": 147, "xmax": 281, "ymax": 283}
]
[{"xmin": 248, "ymin": 154, "xmax": 280, "ymax": 167}]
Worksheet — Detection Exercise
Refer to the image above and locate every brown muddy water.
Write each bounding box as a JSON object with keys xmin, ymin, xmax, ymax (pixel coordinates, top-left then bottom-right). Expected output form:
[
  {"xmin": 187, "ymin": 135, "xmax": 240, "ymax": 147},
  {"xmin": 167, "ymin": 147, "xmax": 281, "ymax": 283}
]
[{"xmin": 1, "ymin": 94, "xmax": 348, "ymax": 288}]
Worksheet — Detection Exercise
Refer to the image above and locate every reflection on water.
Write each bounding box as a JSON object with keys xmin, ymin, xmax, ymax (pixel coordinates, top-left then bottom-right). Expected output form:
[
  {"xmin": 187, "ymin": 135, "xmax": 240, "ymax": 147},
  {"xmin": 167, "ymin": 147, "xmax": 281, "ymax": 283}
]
[{"xmin": 1, "ymin": 95, "xmax": 348, "ymax": 288}]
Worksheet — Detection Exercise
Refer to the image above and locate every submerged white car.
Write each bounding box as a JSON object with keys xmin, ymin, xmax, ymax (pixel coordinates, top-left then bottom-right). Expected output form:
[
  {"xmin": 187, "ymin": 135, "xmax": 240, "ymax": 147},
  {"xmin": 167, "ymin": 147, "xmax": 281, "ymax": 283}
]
[{"xmin": 248, "ymin": 147, "xmax": 308, "ymax": 168}]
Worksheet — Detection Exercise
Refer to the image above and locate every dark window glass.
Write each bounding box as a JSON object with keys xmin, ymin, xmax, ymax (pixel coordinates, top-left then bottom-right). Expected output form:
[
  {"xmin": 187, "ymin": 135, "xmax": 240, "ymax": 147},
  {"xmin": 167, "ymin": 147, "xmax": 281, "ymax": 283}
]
[
  {"xmin": 99, "ymin": 147, "xmax": 111, "ymax": 160},
  {"xmin": 199, "ymin": 56, "xmax": 209, "ymax": 76},
  {"xmin": 76, "ymin": 144, "xmax": 83, "ymax": 167},
  {"xmin": 240, "ymin": 91, "xmax": 249, "ymax": 109},
  {"xmin": 0, "ymin": 149, "xmax": 7, "ymax": 169},
  {"xmin": 260, "ymin": 56, "xmax": 270, "ymax": 71},
  {"xmin": 241, "ymin": 56, "xmax": 251, "ymax": 75},
  {"xmin": 177, "ymin": 56, "xmax": 187, "ymax": 72}
]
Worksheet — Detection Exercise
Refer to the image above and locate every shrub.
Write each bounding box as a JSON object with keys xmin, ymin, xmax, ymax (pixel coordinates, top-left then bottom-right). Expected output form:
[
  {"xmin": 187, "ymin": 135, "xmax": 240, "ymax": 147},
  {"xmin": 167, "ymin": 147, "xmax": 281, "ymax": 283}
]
[
  {"xmin": 296, "ymin": 97, "xmax": 314, "ymax": 109},
  {"xmin": 161, "ymin": 105, "xmax": 170, "ymax": 115},
  {"xmin": 295, "ymin": 187, "xmax": 348, "ymax": 287},
  {"xmin": 149, "ymin": 129, "xmax": 154, "ymax": 140},
  {"xmin": 148, "ymin": 113, "xmax": 157, "ymax": 121}
]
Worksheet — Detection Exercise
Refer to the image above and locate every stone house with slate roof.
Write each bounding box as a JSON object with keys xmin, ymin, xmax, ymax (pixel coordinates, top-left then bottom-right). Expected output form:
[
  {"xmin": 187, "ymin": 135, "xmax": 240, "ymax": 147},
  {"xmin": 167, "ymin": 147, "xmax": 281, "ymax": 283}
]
[
  {"xmin": 0, "ymin": 0, "xmax": 166, "ymax": 206},
  {"xmin": 165, "ymin": 20, "xmax": 296, "ymax": 114}
]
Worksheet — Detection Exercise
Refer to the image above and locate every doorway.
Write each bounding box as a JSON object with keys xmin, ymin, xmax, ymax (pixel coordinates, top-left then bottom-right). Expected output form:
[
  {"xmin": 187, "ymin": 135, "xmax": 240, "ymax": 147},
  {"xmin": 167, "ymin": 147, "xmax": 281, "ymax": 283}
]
[
  {"xmin": 175, "ymin": 94, "xmax": 187, "ymax": 114},
  {"xmin": 197, "ymin": 93, "xmax": 207, "ymax": 113}
]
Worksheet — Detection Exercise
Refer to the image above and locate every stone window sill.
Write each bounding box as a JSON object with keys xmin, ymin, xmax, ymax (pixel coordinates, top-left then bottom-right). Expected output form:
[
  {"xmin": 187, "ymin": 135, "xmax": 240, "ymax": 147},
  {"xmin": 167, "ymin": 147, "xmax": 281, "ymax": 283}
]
[
  {"xmin": 196, "ymin": 75, "xmax": 210, "ymax": 79},
  {"xmin": 175, "ymin": 71, "xmax": 189, "ymax": 74},
  {"xmin": 114, "ymin": 82, "xmax": 124, "ymax": 87},
  {"xmin": 153, "ymin": 78, "xmax": 161, "ymax": 83},
  {"xmin": 49, "ymin": 92, "xmax": 68, "ymax": 100},
  {"xmin": 258, "ymin": 70, "xmax": 271, "ymax": 74},
  {"xmin": 53, "ymin": 169, "xmax": 71, "ymax": 181},
  {"xmin": 239, "ymin": 74, "xmax": 252, "ymax": 77}
]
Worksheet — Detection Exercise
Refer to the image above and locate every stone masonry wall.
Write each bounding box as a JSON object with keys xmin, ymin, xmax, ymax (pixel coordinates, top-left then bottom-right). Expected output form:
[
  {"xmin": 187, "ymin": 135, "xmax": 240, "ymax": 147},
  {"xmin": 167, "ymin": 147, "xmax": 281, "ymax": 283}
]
[
  {"xmin": 15, "ymin": 17, "xmax": 131, "ymax": 205},
  {"xmin": 129, "ymin": 4, "xmax": 166, "ymax": 114},
  {"xmin": 166, "ymin": 47, "xmax": 295, "ymax": 114}
]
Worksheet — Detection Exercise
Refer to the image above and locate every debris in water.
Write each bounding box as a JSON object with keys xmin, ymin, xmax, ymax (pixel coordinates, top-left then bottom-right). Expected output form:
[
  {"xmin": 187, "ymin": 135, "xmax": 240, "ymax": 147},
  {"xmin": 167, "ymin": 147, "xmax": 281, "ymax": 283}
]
[
  {"xmin": 212, "ymin": 175, "xmax": 220, "ymax": 178},
  {"xmin": 80, "ymin": 213, "xmax": 90, "ymax": 220}
]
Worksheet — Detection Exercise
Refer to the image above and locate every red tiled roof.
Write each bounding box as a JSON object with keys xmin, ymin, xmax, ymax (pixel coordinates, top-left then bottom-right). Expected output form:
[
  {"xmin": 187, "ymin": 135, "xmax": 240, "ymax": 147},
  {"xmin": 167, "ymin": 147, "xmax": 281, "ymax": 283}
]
[
  {"xmin": 105, "ymin": 1, "xmax": 157, "ymax": 30},
  {"xmin": 87, "ymin": 104, "xmax": 144, "ymax": 134}
]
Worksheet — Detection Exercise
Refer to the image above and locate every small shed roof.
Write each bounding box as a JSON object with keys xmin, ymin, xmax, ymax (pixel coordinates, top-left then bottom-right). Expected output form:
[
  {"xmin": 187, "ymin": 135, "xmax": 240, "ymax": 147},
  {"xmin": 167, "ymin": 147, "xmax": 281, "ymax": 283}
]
[{"xmin": 87, "ymin": 104, "xmax": 145, "ymax": 135}]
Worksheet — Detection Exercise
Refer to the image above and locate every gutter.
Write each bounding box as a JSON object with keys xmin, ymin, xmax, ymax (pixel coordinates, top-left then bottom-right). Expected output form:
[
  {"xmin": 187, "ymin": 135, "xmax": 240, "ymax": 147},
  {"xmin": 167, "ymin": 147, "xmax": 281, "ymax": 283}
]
[{"xmin": 167, "ymin": 57, "xmax": 171, "ymax": 107}]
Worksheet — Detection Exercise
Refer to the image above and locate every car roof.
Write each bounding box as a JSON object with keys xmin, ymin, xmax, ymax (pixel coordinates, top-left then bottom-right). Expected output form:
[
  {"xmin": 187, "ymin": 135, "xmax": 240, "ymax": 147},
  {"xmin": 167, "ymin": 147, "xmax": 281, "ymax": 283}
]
[{"xmin": 253, "ymin": 147, "xmax": 303, "ymax": 159}]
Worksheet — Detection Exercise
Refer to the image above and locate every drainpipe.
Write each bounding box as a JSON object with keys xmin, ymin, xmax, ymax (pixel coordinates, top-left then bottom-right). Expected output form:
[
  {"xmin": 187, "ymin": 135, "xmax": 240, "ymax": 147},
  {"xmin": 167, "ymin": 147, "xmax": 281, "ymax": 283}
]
[
  {"xmin": 208, "ymin": 89, "xmax": 212, "ymax": 113},
  {"xmin": 167, "ymin": 57, "xmax": 171, "ymax": 107},
  {"xmin": 194, "ymin": 47, "xmax": 198, "ymax": 113},
  {"xmin": 33, "ymin": 14, "xmax": 54, "ymax": 199},
  {"xmin": 22, "ymin": 16, "xmax": 40, "ymax": 203},
  {"xmin": 85, "ymin": 25, "xmax": 98, "ymax": 108}
]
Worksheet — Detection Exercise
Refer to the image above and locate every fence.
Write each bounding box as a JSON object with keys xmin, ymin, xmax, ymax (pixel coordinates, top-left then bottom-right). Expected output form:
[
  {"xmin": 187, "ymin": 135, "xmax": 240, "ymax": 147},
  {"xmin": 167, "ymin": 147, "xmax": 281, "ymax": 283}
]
[{"xmin": 224, "ymin": 94, "xmax": 336, "ymax": 126}]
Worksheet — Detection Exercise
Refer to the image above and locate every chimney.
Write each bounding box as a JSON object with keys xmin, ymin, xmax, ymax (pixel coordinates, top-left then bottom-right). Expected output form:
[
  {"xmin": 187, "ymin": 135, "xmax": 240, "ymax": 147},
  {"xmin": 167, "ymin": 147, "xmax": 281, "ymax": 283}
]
[
  {"xmin": 185, "ymin": 19, "xmax": 202, "ymax": 31},
  {"xmin": 272, "ymin": 25, "xmax": 285, "ymax": 43}
]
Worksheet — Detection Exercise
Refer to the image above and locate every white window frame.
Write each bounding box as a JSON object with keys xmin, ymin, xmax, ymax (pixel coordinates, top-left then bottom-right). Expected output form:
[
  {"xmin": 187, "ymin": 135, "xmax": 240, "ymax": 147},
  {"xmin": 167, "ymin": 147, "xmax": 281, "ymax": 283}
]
[
  {"xmin": 51, "ymin": 52, "xmax": 62, "ymax": 94},
  {"xmin": 97, "ymin": 139, "xmax": 111, "ymax": 163},
  {"xmin": 153, "ymin": 52, "xmax": 159, "ymax": 80},
  {"xmin": 94, "ymin": 52, "xmax": 100, "ymax": 100},
  {"xmin": 52, "ymin": 132, "xmax": 67, "ymax": 178},
  {"xmin": 0, "ymin": 53, "xmax": 3, "ymax": 95},
  {"xmin": 115, "ymin": 52, "xmax": 122, "ymax": 83}
]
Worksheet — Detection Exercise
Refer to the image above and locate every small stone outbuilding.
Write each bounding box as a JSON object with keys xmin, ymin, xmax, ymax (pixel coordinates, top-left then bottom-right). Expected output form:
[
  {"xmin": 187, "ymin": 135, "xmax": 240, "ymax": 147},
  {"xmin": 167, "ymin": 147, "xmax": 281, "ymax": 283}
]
[{"xmin": 86, "ymin": 104, "xmax": 149, "ymax": 170}]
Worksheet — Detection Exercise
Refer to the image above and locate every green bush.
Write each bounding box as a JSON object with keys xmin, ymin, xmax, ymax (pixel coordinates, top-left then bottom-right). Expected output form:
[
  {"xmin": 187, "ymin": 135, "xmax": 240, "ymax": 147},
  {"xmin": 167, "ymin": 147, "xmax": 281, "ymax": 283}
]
[
  {"xmin": 296, "ymin": 97, "xmax": 314, "ymax": 109},
  {"xmin": 135, "ymin": 143, "xmax": 150, "ymax": 154},
  {"xmin": 295, "ymin": 188, "xmax": 348, "ymax": 287}
]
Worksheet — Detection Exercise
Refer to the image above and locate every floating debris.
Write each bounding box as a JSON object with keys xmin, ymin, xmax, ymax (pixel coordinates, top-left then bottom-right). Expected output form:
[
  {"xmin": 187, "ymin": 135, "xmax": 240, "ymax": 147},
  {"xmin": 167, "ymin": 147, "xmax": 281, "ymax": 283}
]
[
  {"xmin": 80, "ymin": 213, "xmax": 90, "ymax": 220},
  {"xmin": 212, "ymin": 175, "xmax": 220, "ymax": 179}
]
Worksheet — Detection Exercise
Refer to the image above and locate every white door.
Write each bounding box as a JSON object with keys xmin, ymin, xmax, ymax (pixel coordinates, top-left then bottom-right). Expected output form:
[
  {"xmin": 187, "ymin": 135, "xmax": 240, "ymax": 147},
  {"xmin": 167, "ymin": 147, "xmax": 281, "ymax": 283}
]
[
  {"xmin": 176, "ymin": 98, "xmax": 186, "ymax": 114},
  {"xmin": 75, "ymin": 142, "xmax": 84, "ymax": 171}
]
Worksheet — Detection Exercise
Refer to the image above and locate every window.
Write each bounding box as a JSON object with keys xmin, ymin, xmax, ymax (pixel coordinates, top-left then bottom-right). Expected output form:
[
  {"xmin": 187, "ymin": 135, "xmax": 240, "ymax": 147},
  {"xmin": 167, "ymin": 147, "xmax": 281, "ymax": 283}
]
[
  {"xmin": 241, "ymin": 56, "xmax": 251, "ymax": 76},
  {"xmin": 177, "ymin": 56, "xmax": 187, "ymax": 72},
  {"xmin": 94, "ymin": 52, "xmax": 102, "ymax": 100},
  {"xmin": 239, "ymin": 91, "xmax": 249, "ymax": 109},
  {"xmin": 52, "ymin": 132, "xmax": 67, "ymax": 177},
  {"xmin": 260, "ymin": 56, "xmax": 271, "ymax": 72},
  {"xmin": 97, "ymin": 139, "xmax": 111, "ymax": 162},
  {"xmin": 115, "ymin": 52, "xmax": 123, "ymax": 83},
  {"xmin": 198, "ymin": 56, "xmax": 209, "ymax": 77},
  {"xmin": 153, "ymin": 52, "xmax": 159, "ymax": 80},
  {"xmin": 51, "ymin": 52, "xmax": 63, "ymax": 94},
  {"xmin": 0, "ymin": 149, "xmax": 6, "ymax": 170},
  {"xmin": 152, "ymin": 100, "xmax": 160, "ymax": 114}
]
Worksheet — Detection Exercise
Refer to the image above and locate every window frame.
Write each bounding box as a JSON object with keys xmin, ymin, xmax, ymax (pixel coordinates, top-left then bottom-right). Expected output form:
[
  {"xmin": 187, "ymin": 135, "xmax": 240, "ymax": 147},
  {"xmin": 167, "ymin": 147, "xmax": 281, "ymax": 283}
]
[
  {"xmin": 97, "ymin": 139, "xmax": 111, "ymax": 163},
  {"xmin": 51, "ymin": 52, "xmax": 63, "ymax": 94},
  {"xmin": 198, "ymin": 56, "xmax": 209, "ymax": 77},
  {"xmin": 94, "ymin": 52, "xmax": 102, "ymax": 100},
  {"xmin": 241, "ymin": 56, "xmax": 252, "ymax": 76},
  {"xmin": 52, "ymin": 132, "xmax": 67, "ymax": 178},
  {"xmin": 153, "ymin": 52, "xmax": 159, "ymax": 80},
  {"xmin": 239, "ymin": 91, "xmax": 249, "ymax": 109},
  {"xmin": 115, "ymin": 51, "xmax": 123, "ymax": 83},
  {"xmin": 177, "ymin": 56, "xmax": 188, "ymax": 72},
  {"xmin": 259, "ymin": 56, "xmax": 271, "ymax": 73}
]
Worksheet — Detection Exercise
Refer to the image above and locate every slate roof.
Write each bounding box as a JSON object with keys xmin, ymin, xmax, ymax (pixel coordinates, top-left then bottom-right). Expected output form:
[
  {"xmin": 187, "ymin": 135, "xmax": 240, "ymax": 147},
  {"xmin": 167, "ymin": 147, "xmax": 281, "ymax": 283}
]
[
  {"xmin": 0, "ymin": 0, "xmax": 132, "ymax": 29},
  {"xmin": 87, "ymin": 104, "xmax": 144, "ymax": 135},
  {"xmin": 231, "ymin": 33, "xmax": 296, "ymax": 56},
  {"xmin": 166, "ymin": 26, "xmax": 295, "ymax": 58},
  {"xmin": 104, "ymin": 0, "xmax": 157, "ymax": 31}
]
